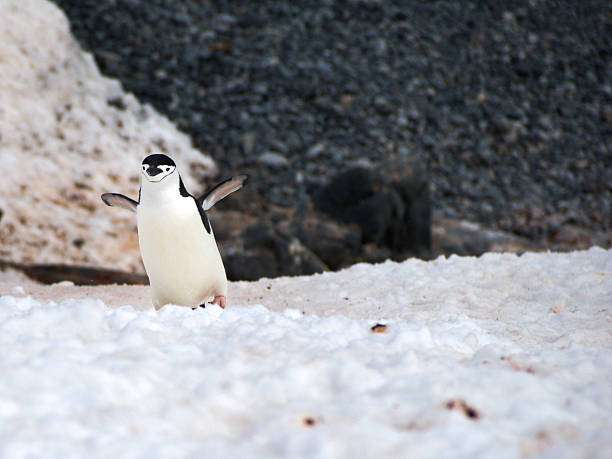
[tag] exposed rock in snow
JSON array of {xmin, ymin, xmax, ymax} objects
[{"xmin": 0, "ymin": 0, "xmax": 216, "ymax": 271}]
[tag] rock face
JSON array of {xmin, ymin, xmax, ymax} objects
[
  {"xmin": 0, "ymin": 0, "xmax": 216, "ymax": 271},
  {"xmin": 217, "ymin": 156, "xmax": 431, "ymax": 280},
  {"xmin": 52, "ymin": 0, "xmax": 611, "ymax": 247}
]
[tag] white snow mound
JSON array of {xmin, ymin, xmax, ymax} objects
[{"xmin": 0, "ymin": 0, "xmax": 216, "ymax": 271}]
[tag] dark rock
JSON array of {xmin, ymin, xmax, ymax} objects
[
  {"xmin": 362, "ymin": 243, "xmax": 393, "ymax": 264},
  {"xmin": 291, "ymin": 214, "xmax": 362, "ymax": 270},
  {"xmin": 432, "ymin": 217, "xmax": 534, "ymax": 256},
  {"xmin": 549, "ymin": 224, "xmax": 594, "ymax": 248},
  {"xmin": 312, "ymin": 167, "xmax": 375, "ymax": 219},
  {"xmin": 312, "ymin": 155, "xmax": 431, "ymax": 259},
  {"xmin": 347, "ymin": 191, "xmax": 396, "ymax": 245},
  {"xmin": 106, "ymin": 96, "xmax": 126, "ymax": 110},
  {"xmin": 222, "ymin": 248, "xmax": 278, "ymax": 282},
  {"xmin": 0, "ymin": 260, "xmax": 148, "ymax": 285},
  {"xmin": 72, "ymin": 238, "xmax": 86, "ymax": 249},
  {"xmin": 391, "ymin": 172, "xmax": 431, "ymax": 255},
  {"xmin": 223, "ymin": 219, "xmax": 327, "ymax": 281},
  {"xmin": 208, "ymin": 209, "xmax": 256, "ymax": 241}
]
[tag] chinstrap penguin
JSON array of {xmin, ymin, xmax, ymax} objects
[{"xmin": 101, "ymin": 153, "xmax": 247, "ymax": 309}]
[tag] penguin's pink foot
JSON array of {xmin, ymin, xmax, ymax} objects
[{"xmin": 210, "ymin": 295, "xmax": 226, "ymax": 308}]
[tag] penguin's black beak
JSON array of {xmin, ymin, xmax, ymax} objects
[{"xmin": 147, "ymin": 166, "xmax": 162, "ymax": 176}]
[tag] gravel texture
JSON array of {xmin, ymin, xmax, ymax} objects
[{"xmin": 51, "ymin": 0, "xmax": 611, "ymax": 247}]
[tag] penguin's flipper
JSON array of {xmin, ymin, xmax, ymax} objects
[
  {"xmin": 198, "ymin": 175, "xmax": 248, "ymax": 211},
  {"xmin": 101, "ymin": 193, "xmax": 138, "ymax": 213}
]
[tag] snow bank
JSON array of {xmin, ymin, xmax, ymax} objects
[
  {"xmin": 0, "ymin": 0, "xmax": 216, "ymax": 271},
  {"xmin": 0, "ymin": 248, "xmax": 610, "ymax": 457}
]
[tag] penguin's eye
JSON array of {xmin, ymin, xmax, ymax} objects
[
  {"xmin": 142, "ymin": 165, "xmax": 147, "ymax": 170},
  {"xmin": 165, "ymin": 167, "xmax": 170, "ymax": 172}
]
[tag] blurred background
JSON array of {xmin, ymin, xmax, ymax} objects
[{"xmin": 2, "ymin": 0, "xmax": 611, "ymax": 282}]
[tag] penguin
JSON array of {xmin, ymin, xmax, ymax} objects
[{"xmin": 101, "ymin": 153, "xmax": 247, "ymax": 309}]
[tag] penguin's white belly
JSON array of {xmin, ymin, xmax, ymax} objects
[{"xmin": 137, "ymin": 198, "xmax": 226, "ymax": 308}]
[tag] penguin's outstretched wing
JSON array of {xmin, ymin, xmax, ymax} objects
[
  {"xmin": 198, "ymin": 175, "xmax": 248, "ymax": 211},
  {"xmin": 101, "ymin": 193, "xmax": 138, "ymax": 213}
]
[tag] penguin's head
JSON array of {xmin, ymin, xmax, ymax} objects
[{"xmin": 141, "ymin": 154, "xmax": 177, "ymax": 183}]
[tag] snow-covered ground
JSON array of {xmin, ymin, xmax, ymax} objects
[
  {"xmin": 0, "ymin": 248, "xmax": 611, "ymax": 458},
  {"xmin": 1, "ymin": 2, "xmax": 610, "ymax": 457}
]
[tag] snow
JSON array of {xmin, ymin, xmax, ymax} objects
[
  {"xmin": 0, "ymin": 2, "xmax": 610, "ymax": 457},
  {"xmin": 0, "ymin": 0, "xmax": 216, "ymax": 271},
  {"xmin": 1, "ymin": 248, "xmax": 611, "ymax": 458}
]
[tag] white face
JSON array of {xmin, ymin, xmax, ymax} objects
[{"xmin": 142, "ymin": 163, "xmax": 176, "ymax": 182}]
